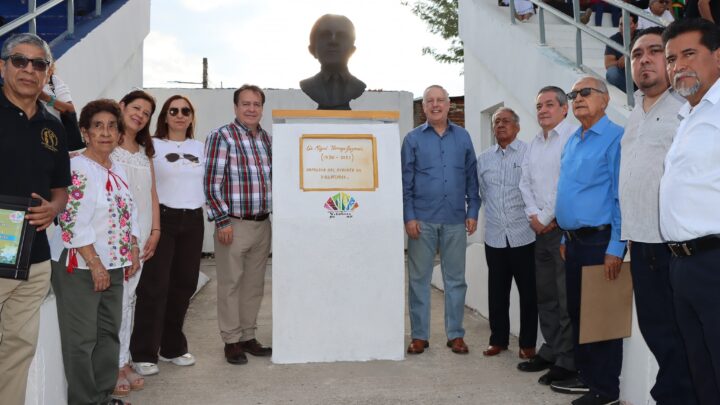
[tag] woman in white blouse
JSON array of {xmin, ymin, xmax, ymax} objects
[
  {"xmin": 130, "ymin": 95, "xmax": 205, "ymax": 376},
  {"xmin": 52, "ymin": 99, "xmax": 139, "ymax": 405},
  {"xmin": 110, "ymin": 90, "xmax": 160, "ymax": 397}
]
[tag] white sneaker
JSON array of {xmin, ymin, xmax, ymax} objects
[
  {"xmin": 158, "ymin": 352, "xmax": 196, "ymax": 366},
  {"xmin": 133, "ymin": 362, "xmax": 159, "ymax": 376}
]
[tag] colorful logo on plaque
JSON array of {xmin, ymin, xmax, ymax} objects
[{"xmin": 324, "ymin": 192, "xmax": 359, "ymax": 218}]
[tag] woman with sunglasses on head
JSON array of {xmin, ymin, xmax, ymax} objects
[
  {"xmin": 109, "ymin": 90, "xmax": 160, "ymax": 398},
  {"xmin": 129, "ymin": 95, "xmax": 205, "ymax": 376}
]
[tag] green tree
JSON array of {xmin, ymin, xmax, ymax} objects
[{"xmin": 402, "ymin": 0, "xmax": 463, "ymax": 64}]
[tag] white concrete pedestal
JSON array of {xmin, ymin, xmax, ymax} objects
[{"xmin": 271, "ymin": 110, "xmax": 405, "ymax": 364}]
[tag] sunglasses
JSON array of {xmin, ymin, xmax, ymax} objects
[
  {"xmin": 567, "ymin": 87, "xmax": 605, "ymax": 100},
  {"xmin": 168, "ymin": 107, "xmax": 192, "ymax": 117},
  {"xmin": 165, "ymin": 153, "xmax": 199, "ymax": 163},
  {"xmin": 4, "ymin": 54, "xmax": 51, "ymax": 72}
]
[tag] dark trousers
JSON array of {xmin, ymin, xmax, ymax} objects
[
  {"xmin": 670, "ymin": 248, "xmax": 720, "ymax": 404},
  {"xmin": 485, "ymin": 242, "xmax": 537, "ymax": 348},
  {"xmin": 592, "ymin": 1, "xmax": 621, "ymax": 26},
  {"xmin": 52, "ymin": 253, "xmax": 123, "ymax": 405},
  {"xmin": 565, "ymin": 228, "xmax": 622, "ymax": 400},
  {"xmin": 130, "ymin": 206, "xmax": 204, "ymax": 363},
  {"xmin": 631, "ymin": 242, "xmax": 697, "ymax": 405},
  {"xmin": 535, "ymin": 229, "xmax": 575, "ymax": 371}
]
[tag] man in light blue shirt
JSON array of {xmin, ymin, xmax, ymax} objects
[
  {"xmin": 477, "ymin": 107, "xmax": 538, "ymax": 360},
  {"xmin": 550, "ymin": 76, "xmax": 625, "ymax": 405},
  {"xmin": 401, "ymin": 84, "xmax": 480, "ymax": 355}
]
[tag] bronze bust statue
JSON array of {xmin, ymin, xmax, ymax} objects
[{"xmin": 300, "ymin": 14, "xmax": 366, "ymax": 110}]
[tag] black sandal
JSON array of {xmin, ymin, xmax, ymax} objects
[{"xmin": 110, "ymin": 399, "xmax": 131, "ymax": 405}]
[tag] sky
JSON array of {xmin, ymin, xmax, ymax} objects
[{"xmin": 143, "ymin": 0, "xmax": 464, "ymax": 98}]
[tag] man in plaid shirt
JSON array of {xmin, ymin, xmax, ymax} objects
[{"xmin": 204, "ymin": 84, "xmax": 272, "ymax": 365}]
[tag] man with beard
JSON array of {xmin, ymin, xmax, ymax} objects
[
  {"xmin": 661, "ymin": 18, "xmax": 720, "ymax": 404},
  {"xmin": 619, "ymin": 26, "xmax": 697, "ymax": 405}
]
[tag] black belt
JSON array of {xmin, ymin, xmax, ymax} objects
[
  {"xmin": 231, "ymin": 213, "xmax": 270, "ymax": 222},
  {"xmin": 563, "ymin": 224, "xmax": 610, "ymax": 241},
  {"xmin": 160, "ymin": 204, "xmax": 202, "ymax": 213},
  {"xmin": 667, "ymin": 235, "xmax": 720, "ymax": 257}
]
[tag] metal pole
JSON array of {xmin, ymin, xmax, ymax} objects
[
  {"xmin": 622, "ymin": 10, "xmax": 634, "ymax": 107},
  {"xmin": 539, "ymin": 7, "xmax": 546, "ymax": 45},
  {"xmin": 28, "ymin": 0, "xmax": 37, "ymax": 35},
  {"xmin": 573, "ymin": 0, "xmax": 583, "ymax": 68},
  {"xmin": 95, "ymin": 0, "xmax": 102, "ymax": 17},
  {"xmin": 202, "ymin": 58, "xmax": 208, "ymax": 89},
  {"xmin": 67, "ymin": 0, "xmax": 75, "ymax": 37}
]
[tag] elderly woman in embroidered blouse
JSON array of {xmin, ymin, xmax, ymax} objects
[
  {"xmin": 111, "ymin": 90, "xmax": 160, "ymax": 397},
  {"xmin": 51, "ymin": 99, "xmax": 139, "ymax": 405}
]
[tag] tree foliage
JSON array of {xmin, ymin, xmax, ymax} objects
[{"xmin": 402, "ymin": 0, "xmax": 463, "ymax": 64}]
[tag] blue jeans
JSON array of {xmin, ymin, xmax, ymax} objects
[
  {"xmin": 606, "ymin": 66, "xmax": 627, "ymax": 92},
  {"xmin": 592, "ymin": 2, "xmax": 621, "ymax": 26},
  {"xmin": 407, "ymin": 221, "xmax": 467, "ymax": 341}
]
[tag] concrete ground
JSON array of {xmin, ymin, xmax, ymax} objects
[{"xmin": 129, "ymin": 258, "xmax": 575, "ymax": 405}]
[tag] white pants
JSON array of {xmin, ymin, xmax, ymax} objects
[{"xmin": 119, "ymin": 266, "xmax": 142, "ymax": 367}]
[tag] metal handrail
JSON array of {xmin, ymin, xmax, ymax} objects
[
  {"xmin": 509, "ymin": 0, "xmax": 669, "ymax": 107},
  {"xmin": 0, "ymin": 0, "xmax": 105, "ymax": 46}
]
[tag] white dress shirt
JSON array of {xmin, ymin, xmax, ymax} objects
[
  {"xmin": 477, "ymin": 139, "xmax": 535, "ymax": 248},
  {"xmin": 620, "ymin": 89, "xmax": 684, "ymax": 243},
  {"xmin": 519, "ymin": 119, "xmax": 577, "ymax": 226},
  {"xmin": 637, "ymin": 8, "xmax": 674, "ymax": 30},
  {"xmin": 660, "ymin": 79, "xmax": 720, "ymax": 242}
]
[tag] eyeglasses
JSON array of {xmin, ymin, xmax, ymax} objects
[
  {"xmin": 4, "ymin": 54, "xmax": 50, "ymax": 72},
  {"xmin": 168, "ymin": 107, "xmax": 192, "ymax": 117},
  {"xmin": 566, "ymin": 87, "xmax": 605, "ymax": 100},
  {"xmin": 165, "ymin": 153, "xmax": 199, "ymax": 163}
]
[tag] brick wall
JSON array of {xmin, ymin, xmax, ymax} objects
[{"xmin": 413, "ymin": 96, "xmax": 465, "ymax": 128}]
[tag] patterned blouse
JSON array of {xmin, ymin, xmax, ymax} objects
[{"xmin": 57, "ymin": 154, "xmax": 139, "ymax": 271}]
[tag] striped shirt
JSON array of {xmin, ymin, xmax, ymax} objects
[
  {"xmin": 203, "ymin": 119, "xmax": 272, "ymax": 229},
  {"xmin": 477, "ymin": 139, "xmax": 535, "ymax": 248}
]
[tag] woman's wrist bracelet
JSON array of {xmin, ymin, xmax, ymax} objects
[{"xmin": 151, "ymin": 228, "xmax": 161, "ymax": 234}]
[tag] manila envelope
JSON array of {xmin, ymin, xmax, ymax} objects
[{"xmin": 579, "ymin": 263, "xmax": 633, "ymax": 344}]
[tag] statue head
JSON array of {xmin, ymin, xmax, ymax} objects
[{"xmin": 308, "ymin": 14, "xmax": 356, "ymax": 70}]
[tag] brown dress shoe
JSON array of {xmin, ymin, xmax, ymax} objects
[
  {"xmin": 519, "ymin": 347, "xmax": 536, "ymax": 359},
  {"xmin": 446, "ymin": 337, "xmax": 469, "ymax": 354},
  {"xmin": 482, "ymin": 345, "xmax": 508, "ymax": 356},
  {"xmin": 407, "ymin": 339, "xmax": 429, "ymax": 354},
  {"xmin": 224, "ymin": 342, "xmax": 248, "ymax": 365},
  {"xmin": 240, "ymin": 339, "xmax": 272, "ymax": 357}
]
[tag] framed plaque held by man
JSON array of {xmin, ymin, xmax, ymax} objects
[{"xmin": 0, "ymin": 195, "xmax": 38, "ymax": 280}]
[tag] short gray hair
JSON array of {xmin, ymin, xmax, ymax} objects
[
  {"xmin": 492, "ymin": 106, "xmax": 520, "ymax": 124},
  {"xmin": 422, "ymin": 85, "xmax": 449, "ymax": 102},
  {"xmin": 1, "ymin": 33, "xmax": 53, "ymax": 63},
  {"xmin": 576, "ymin": 76, "xmax": 608, "ymax": 93},
  {"xmin": 538, "ymin": 86, "xmax": 568, "ymax": 106}
]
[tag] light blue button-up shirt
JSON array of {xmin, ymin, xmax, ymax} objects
[
  {"xmin": 477, "ymin": 139, "xmax": 535, "ymax": 248},
  {"xmin": 556, "ymin": 115, "xmax": 626, "ymax": 257},
  {"xmin": 401, "ymin": 121, "xmax": 480, "ymax": 224}
]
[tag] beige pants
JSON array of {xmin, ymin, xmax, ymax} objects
[
  {"xmin": 214, "ymin": 217, "xmax": 271, "ymax": 344},
  {"xmin": 0, "ymin": 260, "xmax": 51, "ymax": 405}
]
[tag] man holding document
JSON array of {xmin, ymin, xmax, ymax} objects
[
  {"xmin": 0, "ymin": 33, "xmax": 70, "ymax": 405},
  {"xmin": 550, "ymin": 76, "xmax": 625, "ymax": 405}
]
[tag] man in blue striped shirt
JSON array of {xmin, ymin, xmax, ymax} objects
[
  {"xmin": 477, "ymin": 107, "xmax": 538, "ymax": 360},
  {"xmin": 550, "ymin": 76, "xmax": 625, "ymax": 405},
  {"xmin": 401, "ymin": 85, "xmax": 480, "ymax": 355}
]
